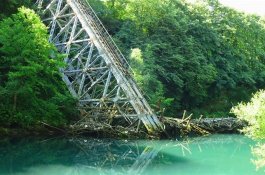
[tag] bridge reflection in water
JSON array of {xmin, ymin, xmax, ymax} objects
[
  {"xmin": 0, "ymin": 135, "xmax": 260, "ymax": 175},
  {"xmin": 68, "ymin": 138, "xmax": 187, "ymax": 175}
]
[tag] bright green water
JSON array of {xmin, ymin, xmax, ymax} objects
[{"xmin": 0, "ymin": 134, "xmax": 264, "ymax": 175}]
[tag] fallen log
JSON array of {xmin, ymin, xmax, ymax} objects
[
  {"xmin": 192, "ymin": 117, "xmax": 247, "ymax": 133},
  {"xmin": 161, "ymin": 117, "xmax": 247, "ymax": 139}
]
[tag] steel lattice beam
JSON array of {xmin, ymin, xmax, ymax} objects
[{"xmin": 36, "ymin": 0, "xmax": 164, "ymax": 132}]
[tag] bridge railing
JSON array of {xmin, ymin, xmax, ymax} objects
[{"xmin": 74, "ymin": 0, "xmax": 133, "ymax": 75}]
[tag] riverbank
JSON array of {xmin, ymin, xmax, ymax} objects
[{"xmin": 0, "ymin": 126, "xmax": 64, "ymax": 138}]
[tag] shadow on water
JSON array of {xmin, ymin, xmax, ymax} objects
[{"xmin": 0, "ymin": 134, "xmax": 263, "ymax": 175}]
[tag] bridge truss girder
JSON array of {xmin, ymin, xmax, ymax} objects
[{"xmin": 36, "ymin": 0, "xmax": 164, "ymax": 132}]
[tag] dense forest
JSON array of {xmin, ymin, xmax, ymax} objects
[
  {"xmin": 1, "ymin": 0, "xmax": 265, "ymax": 128},
  {"xmin": 88, "ymin": 0, "xmax": 265, "ymax": 118}
]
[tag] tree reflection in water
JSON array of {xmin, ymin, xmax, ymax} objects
[{"xmin": 252, "ymin": 144, "xmax": 265, "ymax": 171}]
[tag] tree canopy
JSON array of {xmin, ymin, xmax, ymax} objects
[{"xmin": 0, "ymin": 7, "xmax": 77, "ymax": 127}]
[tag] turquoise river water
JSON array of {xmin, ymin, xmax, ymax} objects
[{"xmin": 0, "ymin": 134, "xmax": 264, "ymax": 175}]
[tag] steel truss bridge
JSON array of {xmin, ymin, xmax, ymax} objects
[{"xmin": 35, "ymin": 0, "xmax": 164, "ymax": 133}]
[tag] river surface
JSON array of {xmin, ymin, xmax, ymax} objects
[{"xmin": 0, "ymin": 134, "xmax": 264, "ymax": 175}]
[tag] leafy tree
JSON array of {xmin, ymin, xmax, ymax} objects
[
  {"xmin": 231, "ymin": 90, "xmax": 265, "ymax": 139},
  {"xmin": 0, "ymin": 7, "xmax": 77, "ymax": 127}
]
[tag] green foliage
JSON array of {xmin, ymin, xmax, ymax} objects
[
  {"xmin": 129, "ymin": 47, "xmax": 171, "ymax": 112},
  {"xmin": 0, "ymin": 7, "xmax": 77, "ymax": 127},
  {"xmin": 231, "ymin": 90, "xmax": 265, "ymax": 139},
  {"xmin": 88, "ymin": 0, "xmax": 265, "ymax": 117}
]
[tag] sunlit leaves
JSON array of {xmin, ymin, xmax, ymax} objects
[{"xmin": 231, "ymin": 90, "xmax": 265, "ymax": 139}]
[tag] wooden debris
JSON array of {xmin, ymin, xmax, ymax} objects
[
  {"xmin": 69, "ymin": 118, "xmax": 151, "ymax": 139},
  {"xmin": 162, "ymin": 117, "xmax": 247, "ymax": 139},
  {"xmin": 192, "ymin": 117, "xmax": 247, "ymax": 133},
  {"xmin": 68, "ymin": 112, "xmax": 247, "ymax": 139}
]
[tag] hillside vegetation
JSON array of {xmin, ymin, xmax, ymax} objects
[{"xmin": 1, "ymin": 0, "xmax": 265, "ymax": 123}]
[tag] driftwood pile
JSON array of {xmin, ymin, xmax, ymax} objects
[
  {"xmin": 69, "ymin": 112, "xmax": 247, "ymax": 139},
  {"xmin": 162, "ymin": 116, "xmax": 247, "ymax": 138},
  {"xmin": 69, "ymin": 118, "xmax": 150, "ymax": 139}
]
